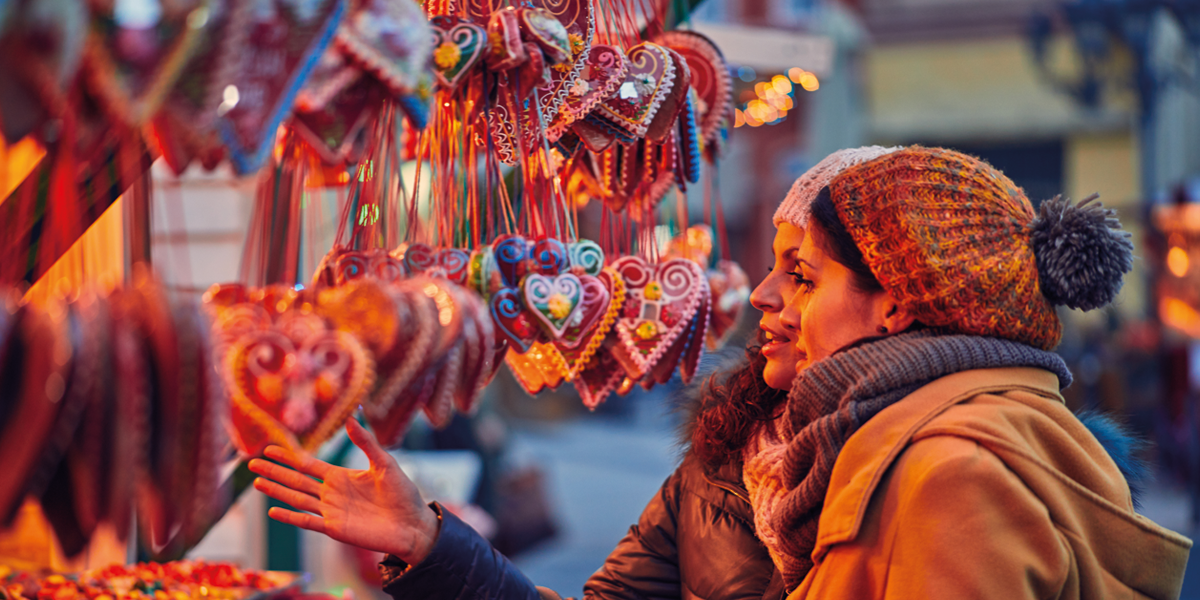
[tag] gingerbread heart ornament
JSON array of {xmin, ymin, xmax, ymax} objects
[
  {"xmin": 595, "ymin": 43, "xmax": 676, "ymax": 139},
  {"xmin": 490, "ymin": 287, "xmax": 538, "ymax": 353},
  {"xmin": 520, "ymin": 8, "xmax": 571, "ymax": 64},
  {"xmin": 522, "ymin": 273, "xmax": 584, "ymax": 339},
  {"xmin": 82, "ymin": 1, "xmax": 206, "ymax": 128},
  {"xmin": 485, "ymin": 0, "xmax": 593, "ymax": 164},
  {"xmin": 506, "ymin": 342, "xmax": 568, "ymax": 396},
  {"xmin": 336, "ymin": 0, "xmax": 433, "ymax": 96},
  {"xmin": 657, "ymin": 30, "xmax": 732, "ymax": 147},
  {"xmin": 292, "ymin": 78, "xmax": 383, "ymax": 165},
  {"xmin": 217, "ymin": 0, "xmax": 347, "ymax": 174},
  {"xmin": 610, "ymin": 256, "xmax": 706, "ymax": 380},
  {"xmin": 429, "ymin": 17, "xmax": 486, "ymax": 90},
  {"xmin": 548, "ymin": 44, "xmax": 628, "ymax": 142},
  {"xmin": 573, "ymin": 351, "xmax": 624, "ymax": 409},
  {"xmin": 227, "ymin": 325, "xmax": 373, "ymax": 457},
  {"xmin": 556, "ymin": 269, "xmax": 624, "ymax": 378}
]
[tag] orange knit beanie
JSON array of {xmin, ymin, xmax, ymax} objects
[{"xmin": 828, "ymin": 146, "xmax": 1134, "ymax": 351}]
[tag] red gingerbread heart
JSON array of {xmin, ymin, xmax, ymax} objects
[
  {"xmin": 644, "ymin": 47, "xmax": 692, "ymax": 142},
  {"xmin": 548, "ymin": 44, "xmax": 628, "ymax": 142},
  {"xmin": 217, "ymin": 0, "xmax": 347, "ymax": 174},
  {"xmin": 573, "ymin": 350, "xmax": 625, "ymax": 410},
  {"xmin": 227, "ymin": 324, "xmax": 373, "ymax": 457},
  {"xmin": 595, "ymin": 43, "xmax": 676, "ymax": 139},
  {"xmin": 337, "ymin": 0, "xmax": 433, "ymax": 96},
  {"xmin": 657, "ymin": 30, "xmax": 733, "ymax": 148},
  {"xmin": 485, "ymin": 7, "xmax": 528, "ymax": 71},
  {"xmin": 429, "ymin": 17, "xmax": 487, "ymax": 90},
  {"xmin": 556, "ymin": 269, "xmax": 624, "ymax": 378},
  {"xmin": 609, "ymin": 256, "xmax": 706, "ymax": 380},
  {"xmin": 291, "ymin": 78, "xmax": 383, "ymax": 166}
]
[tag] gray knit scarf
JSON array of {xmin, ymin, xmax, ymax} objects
[{"xmin": 742, "ymin": 330, "xmax": 1072, "ymax": 589}]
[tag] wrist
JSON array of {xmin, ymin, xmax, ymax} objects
[{"xmin": 401, "ymin": 503, "xmax": 441, "ymax": 566}]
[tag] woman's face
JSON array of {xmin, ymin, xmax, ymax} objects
[
  {"xmin": 779, "ymin": 232, "xmax": 897, "ymax": 373},
  {"xmin": 749, "ymin": 223, "xmax": 806, "ymax": 390}
]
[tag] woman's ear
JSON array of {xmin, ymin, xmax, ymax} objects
[{"xmin": 878, "ymin": 296, "xmax": 917, "ymax": 335}]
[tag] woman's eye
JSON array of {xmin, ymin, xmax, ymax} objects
[{"xmin": 787, "ymin": 271, "xmax": 815, "ymax": 290}]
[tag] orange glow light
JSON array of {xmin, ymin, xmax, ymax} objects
[
  {"xmin": 734, "ymin": 109, "xmax": 745, "ymax": 128},
  {"xmin": 1168, "ymin": 246, "xmax": 1190, "ymax": 277},
  {"xmin": 799, "ymin": 73, "xmax": 820, "ymax": 92},
  {"xmin": 788, "ymin": 67, "xmax": 806, "ymax": 83}
]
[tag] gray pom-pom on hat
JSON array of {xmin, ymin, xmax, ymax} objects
[{"xmin": 1029, "ymin": 193, "xmax": 1134, "ymax": 311}]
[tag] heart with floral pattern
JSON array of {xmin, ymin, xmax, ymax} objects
[
  {"xmin": 594, "ymin": 42, "xmax": 676, "ymax": 140},
  {"xmin": 609, "ymin": 256, "xmax": 706, "ymax": 380},
  {"xmin": 227, "ymin": 325, "xmax": 373, "ymax": 457},
  {"xmin": 522, "ymin": 273, "xmax": 584, "ymax": 340},
  {"xmin": 429, "ymin": 17, "xmax": 486, "ymax": 90}
]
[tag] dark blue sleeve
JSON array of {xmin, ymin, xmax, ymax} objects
[{"xmin": 378, "ymin": 503, "xmax": 542, "ymax": 600}]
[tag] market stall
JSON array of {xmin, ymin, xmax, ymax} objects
[{"xmin": 0, "ymin": 0, "xmax": 760, "ymax": 589}]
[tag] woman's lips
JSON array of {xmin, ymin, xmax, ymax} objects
[{"xmin": 761, "ymin": 331, "xmax": 790, "ymax": 357}]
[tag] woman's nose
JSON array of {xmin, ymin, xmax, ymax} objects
[
  {"xmin": 750, "ymin": 273, "xmax": 780, "ymax": 313},
  {"xmin": 779, "ymin": 295, "xmax": 801, "ymax": 332}
]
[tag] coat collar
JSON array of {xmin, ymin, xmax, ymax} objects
[{"xmin": 812, "ymin": 367, "xmax": 1063, "ymax": 556}]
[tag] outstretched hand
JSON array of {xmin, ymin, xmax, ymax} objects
[{"xmin": 248, "ymin": 419, "xmax": 440, "ymax": 565}]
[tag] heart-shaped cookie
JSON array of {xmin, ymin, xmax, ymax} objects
[
  {"xmin": 573, "ymin": 351, "xmax": 624, "ymax": 410},
  {"xmin": 520, "ymin": 8, "xmax": 571, "ymax": 65},
  {"xmin": 227, "ymin": 325, "xmax": 373, "ymax": 457},
  {"xmin": 295, "ymin": 47, "xmax": 362, "ymax": 113},
  {"xmin": 506, "ymin": 342, "xmax": 568, "ymax": 396},
  {"xmin": 336, "ymin": 0, "xmax": 433, "ymax": 96},
  {"xmin": 490, "ymin": 286, "xmax": 537, "ymax": 353},
  {"xmin": 217, "ymin": 0, "xmax": 347, "ymax": 174},
  {"xmin": 609, "ymin": 256, "xmax": 706, "ymax": 380},
  {"xmin": 644, "ymin": 47, "xmax": 691, "ymax": 142},
  {"xmin": 657, "ymin": 30, "xmax": 732, "ymax": 147},
  {"xmin": 523, "ymin": 273, "xmax": 584, "ymax": 339},
  {"xmin": 83, "ymin": 1, "xmax": 206, "ymax": 128},
  {"xmin": 493, "ymin": 235, "xmax": 530, "ymax": 286},
  {"xmin": 595, "ymin": 42, "xmax": 676, "ymax": 139},
  {"xmin": 568, "ymin": 239, "xmax": 606, "ymax": 276},
  {"xmin": 291, "ymin": 78, "xmax": 383, "ymax": 166},
  {"xmin": 486, "ymin": 7, "xmax": 528, "ymax": 71},
  {"xmin": 556, "ymin": 269, "xmax": 624, "ymax": 378},
  {"xmin": 403, "ymin": 242, "xmax": 437, "ymax": 273},
  {"xmin": 429, "ymin": 17, "xmax": 486, "ymax": 90},
  {"xmin": 530, "ymin": 238, "xmax": 568, "ymax": 275},
  {"xmin": 437, "ymin": 247, "xmax": 471, "ymax": 285},
  {"xmin": 548, "ymin": 44, "xmax": 628, "ymax": 142}
]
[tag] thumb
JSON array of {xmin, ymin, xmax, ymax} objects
[{"xmin": 346, "ymin": 418, "xmax": 393, "ymax": 470}]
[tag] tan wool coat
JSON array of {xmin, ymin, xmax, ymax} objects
[{"xmin": 788, "ymin": 367, "xmax": 1192, "ymax": 600}]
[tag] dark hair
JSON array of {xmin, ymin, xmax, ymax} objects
[
  {"xmin": 690, "ymin": 333, "xmax": 788, "ymax": 471},
  {"xmin": 809, "ymin": 186, "xmax": 882, "ymax": 293}
]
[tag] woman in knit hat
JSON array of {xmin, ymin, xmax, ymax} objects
[
  {"xmin": 247, "ymin": 147, "xmax": 898, "ymax": 600},
  {"xmin": 744, "ymin": 145, "xmax": 1191, "ymax": 599}
]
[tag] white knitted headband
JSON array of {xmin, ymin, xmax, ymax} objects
[{"xmin": 772, "ymin": 145, "xmax": 903, "ymax": 228}]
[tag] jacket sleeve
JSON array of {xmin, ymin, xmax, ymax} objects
[
  {"xmin": 379, "ymin": 503, "xmax": 542, "ymax": 600},
  {"xmin": 800, "ymin": 436, "xmax": 1071, "ymax": 599},
  {"xmin": 582, "ymin": 467, "xmax": 684, "ymax": 600}
]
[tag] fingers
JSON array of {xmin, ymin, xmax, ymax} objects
[
  {"xmin": 346, "ymin": 419, "xmax": 393, "ymax": 470},
  {"xmin": 254, "ymin": 477, "xmax": 322, "ymax": 514},
  {"xmin": 248, "ymin": 458, "xmax": 323, "ymax": 497},
  {"xmin": 263, "ymin": 444, "xmax": 332, "ymax": 480},
  {"xmin": 267, "ymin": 507, "xmax": 327, "ymax": 535}
]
